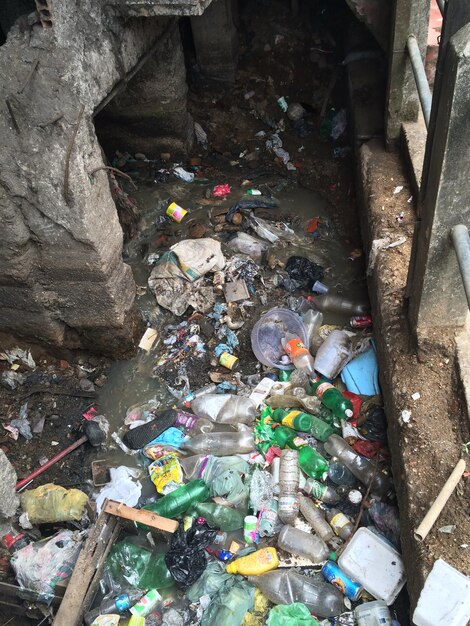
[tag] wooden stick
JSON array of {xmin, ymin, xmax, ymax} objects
[
  {"xmin": 19, "ymin": 385, "xmax": 97, "ymax": 400},
  {"xmin": 18, "ymin": 58, "xmax": 39, "ymax": 93},
  {"xmin": 89, "ymin": 165, "xmax": 138, "ymax": 190},
  {"xmin": 63, "ymin": 103, "xmax": 85, "ymax": 204},
  {"xmin": 414, "ymin": 458, "xmax": 466, "ymax": 541},
  {"xmin": 104, "ymin": 499, "xmax": 179, "ymax": 533}
]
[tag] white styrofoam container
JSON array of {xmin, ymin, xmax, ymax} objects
[
  {"xmin": 338, "ymin": 527, "xmax": 406, "ymax": 605},
  {"xmin": 413, "ymin": 559, "xmax": 470, "ymax": 626}
]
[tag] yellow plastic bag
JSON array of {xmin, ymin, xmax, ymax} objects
[{"xmin": 20, "ymin": 483, "xmax": 88, "ymax": 524}]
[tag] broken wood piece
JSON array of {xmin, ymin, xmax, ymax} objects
[
  {"xmin": 104, "ymin": 499, "xmax": 179, "ymax": 533},
  {"xmin": 414, "ymin": 458, "xmax": 466, "ymax": 542}
]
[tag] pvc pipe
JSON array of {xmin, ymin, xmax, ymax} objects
[
  {"xmin": 451, "ymin": 224, "xmax": 470, "ymax": 310},
  {"xmin": 414, "ymin": 458, "xmax": 466, "ymax": 541},
  {"xmin": 407, "ymin": 35, "xmax": 432, "ymax": 128},
  {"xmin": 15, "ymin": 435, "xmax": 88, "ymax": 491}
]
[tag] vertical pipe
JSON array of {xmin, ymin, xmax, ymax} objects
[
  {"xmin": 406, "ymin": 34, "xmax": 432, "ymax": 127},
  {"xmin": 451, "ymin": 225, "xmax": 470, "ymax": 310}
]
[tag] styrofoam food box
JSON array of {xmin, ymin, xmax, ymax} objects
[
  {"xmin": 338, "ymin": 527, "xmax": 406, "ymax": 605},
  {"xmin": 413, "ymin": 559, "xmax": 470, "ymax": 626}
]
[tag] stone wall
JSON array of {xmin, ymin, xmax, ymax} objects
[{"xmin": 0, "ymin": 3, "xmax": 193, "ymax": 354}]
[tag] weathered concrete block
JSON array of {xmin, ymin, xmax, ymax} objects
[{"xmin": 0, "ymin": 450, "xmax": 20, "ymax": 519}]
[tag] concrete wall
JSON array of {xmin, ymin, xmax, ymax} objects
[{"xmin": 0, "ymin": 3, "xmax": 190, "ymax": 354}]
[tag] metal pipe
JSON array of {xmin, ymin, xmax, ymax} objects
[
  {"xmin": 406, "ymin": 35, "xmax": 432, "ymax": 128},
  {"xmin": 436, "ymin": 0, "xmax": 445, "ymax": 15},
  {"xmin": 451, "ymin": 224, "xmax": 470, "ymax": 310}
]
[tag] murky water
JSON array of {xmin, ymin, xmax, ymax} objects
[{"xmin": 98, "ymin": 175, "xmax": 367, "ymax": 445}]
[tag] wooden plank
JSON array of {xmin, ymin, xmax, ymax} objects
[
  {"xmin": 104, "ymin": 499, "xmax": 179, "ymax": 533},
  {"xmin": 53, "ymin": 505, "xmax": 118, "ymax": 626}
]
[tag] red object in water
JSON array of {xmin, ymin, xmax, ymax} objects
[
  {"xmin": 350, "ymin": 315, "xmax": 373, "ymax": 329},
  {"xmin": 342, "ymin": 391, "xmax": 362, "ymax": 422},
  {"xmin": 306, "ymin": 217, "xmax": 319, "ymax": 234},
  {"xmin": 212, "ymin": 184, "xmax": 231, "ymax": 198},
  {"xmin": 353, "ymin": 439, "xmax": 383, "ymax": 458}
]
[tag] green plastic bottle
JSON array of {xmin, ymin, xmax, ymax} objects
[
  {"xmin": 139, "ymin": 479, "xmax": 209, "ymax": 528},
  {"xmin": 272, "ymin": 425, "xmax": 329, "ymax": 480},
  {"xmin": 106, "ymin": 540, "xmax": 174, "ymax": 590},
  {"xmin": 311, "ymin": 378, "xmax": 353, "ymax": 421},
  {"xmin": 272, "ymin": 408, "xmax": 335, "ymax": 442},
  {"xmin": 194, "ymin": 502, "xmax": 245, "ymax": 531}
]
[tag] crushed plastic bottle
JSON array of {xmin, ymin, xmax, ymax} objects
[
  {"xmin": 181, "ymin": 431, "xmax": 255, "ymax": 455},
  {"xmin": 299, "ymin": 496, "xmax": 334, "ymax": 542},
  {"xmin": 191, "ymin": 394, "xmax": 257, "ymax": 425},
  {"xmin": 277, "ymin": 524, "xmax": 330, "ymax": 563},
  {"xmin": 278, "ymin": 449, "xmax": 300, "ymax": 525}
]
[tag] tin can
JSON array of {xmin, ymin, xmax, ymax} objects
[
  {"xmin": 350, "ymin": 315, "xmax": 373, "ymax": 329},
  {"xmin": 219, "ymin": 352, "xmax": 239, "ymax": 370},
  {"xmin": 166, "ymin": 201, "xmax": 187, "ymax": 222},
  {"xmin": 244, "ymin": 515, "xmax": 259, "ymax": 543},
  {"xmin": 321, "ymin": 560, "xmax": 363, "ymax": 601}
]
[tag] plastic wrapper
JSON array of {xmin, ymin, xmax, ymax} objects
[
  {"xmin": 20, "ymin": 483, "xmax": 88, "ymax": 524},
  {"xmin": 105, "ymin": 539, "xmax": 173, "ymax": 592},
  {"xmin": 285, "ymin": 256, "xmax": 324, "ymax": 290},
  {"xmin": 249, "ymin": 468, "xmax": 274, "ymax": 512},
  {"xmin": 202, "ymin": 455, "xmax": 250, "ymax": 508},
  {"xmin": 164, "ymin": 520, "xmax": 218, "ymax": 589},
  {"xmin": 11, "ymin": 530, "xmax": 84, "ymax": 605},
  {"xmin": 95, "ymin": 466, "xmax": 142, "ymax": 513},
  {"xmin": 201, "ymin": 577, "xmax": 255, "ymax": 626},
  {"xmin": 148, "ymin": 453, "xmax": 183, "ymax": 494},
  {"xmin": 91, "ymin": 617, "xmax": 120, "ymax": 626},
  {"xmin": 267, "ymin": 603, "xmax": 319, "ymax": 626},
  {"xmin": 186, "ymin": 559, "xmax": 231, "ymax": 602}
]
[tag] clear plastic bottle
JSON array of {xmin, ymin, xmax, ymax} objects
[
  {"xmin": 278, "ymin": 449, "xmax": 300, "ymax": 525},
  {"xmin": 183, "ymin": 384, "xmax": 217, "ymax": 407},
  {"xmin": 323, "ymin": 435, "xmax": 392, "ymax": 496},
  {"xmin": 314, "ymin": 330, "xmax": 353, "ymax": 379},
  {"xmin": 174, "ymin": 410, "xmax": 214, "ymax": 435},
  {"xmin": 326, "ymin": 507, "xmax": 353, "ymax": 540},
  {"xmin": 194, "ymin": 502, "xmax": 245, "ymax": 531},
  {"xmin": 179, "ymin": 454, "xmax": 207, "ymax": 480},
  {"xmin": 303, "ymin": 478, "xmax": 340, "ymax": 504},
  {"xmin": 84, "ymin": 591, "xmax": 143, "ymax": 625},
  {"xmin": 310, "ymin": 294, "xmax": 369, "ymax": 316},
  {"xmin": 299, "ymin": 496, "xmax": 334, "ymax": 542},
  {"xmin": 258, "ymin": 498, "xmax": 280, "ymax": 537},
  {"xmin": 277, "ymin": 524, "xmax": 330, "ymax": 562},
  {"xmin": 247, "ymin": 569, "xmax": 344, "ymax": 619},
  {"xmin": 328, "ymin": 460, "xmax": 357, "ymax": 486},
  {"xmin": 180, "ymin": 431, "xmax": 255, "ymax": 455},
  {"xmin": 283, "ymin": 333, "xmax": 316, "ymax": 375},
  {"xmin": 191, "ymin": 394, "xmax": 257, "ymax": 425},
  {"xmin": 354, "ymin": 600, "xmax": 393, "ymax": 626},
  {"xmin": 302, "ymin": 309, "xmax": 323, "ymax": 353}
]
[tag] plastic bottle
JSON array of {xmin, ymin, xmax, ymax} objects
[
  {"xmin": 272, "ymin": 408, "xmax": 334, "ymax": 442},
  {"xmin": 299, "ymin": 496, "xmax": 334, "ymax": 542},
  {"xmin": 326, "ymin": 508, "xmax": 353, "ymax": 540},
  {"xmin": 354, "ymin": 600, "xmax": 393, "ymax": 626},
  {"xmin": 174, "ymin": 410, "xmax": 214, "ymax": 435},
  {"xmin": 180, "ymin": 431, "xmax": 255, "ymax": 455},
  {"xmin": 247, "ymin": 569, "xmax": 344, "ymax": 619},
  {"xmin": 277, "ymin": 525, "xmax": 330, "ymax": 563},
  {"xmin": 258, "ymin": 498, "xmax": 279, "ymax": 537},
  {"xmin": 314, "ymin": 330, "xmax": 353, "ymax": 379},
  {"xmin": 323, "ymin": 435, "xmax": 392, "ymax": 496},
  {"xmin": 84, "ymin": 591, "xmax": 143, "ymax": 625},
  {"xmin": 328, "ymin": 460, "xmax": 357, "ymax": 486},
  {"xmin": 193, "ymin": 502, "xmax": 245, "ymax": 532},
  {"xmin": 311, "ymin": 378, "xmax": 353, "ymax": 421},
  {"xmin": 178, "ymin": 454, "xmax": 207, "ymax": 480},
  {"xmin": 282, "ymin": 333, "xmax": 316, "ymax": 375},
  {"xmin": 183, "ymin": 384, "xmax": 217, "ymax": 407},
  {"xmin": 211, "ymin": 529, "xmax": 244, "ymax": 551},
  {"xmin": 302, "ymin": 309, "xmax": 323, "ymax": 353},
  {"xmin": 278, "ymin": 449, "xmax": 300, "ymax": 525},
  {"xmin": 310, "ymin": 294, "xmax": 369, "ymax": 316},
  {"xmin": 140, "ymin": 479, "xmax": 209, "ymax": 524},
  {"xmin": 1, "ymin": 530, "xmax": 32, "ymax": 554},
  {"xmin": 225, "ymin": 547, "xmax": 279, "ymax": 575},
  {"xmin": 303, "ymin": 478, "xmax": 340, "ymax": 504},
  {"xmin": 190, "ymin": 394, "xmax": 257, "ymax": 425},
  {"xmin": 272, "ymin": 426, "xmax": 329, "ymax": 480}
]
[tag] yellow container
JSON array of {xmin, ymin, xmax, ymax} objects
[
  {"xmin": 166, "ymin": 202, "xmax": 187, "ymax": 222},
  {"xmin": 219, "ymin": 351, "xmax": 239, "ymax": 370},
  {"xmin": 225, "ymin": 547, "xmax": 279, "ymax": 576}
]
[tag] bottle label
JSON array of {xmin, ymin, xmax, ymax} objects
[
  {"xmin": 331, "ymin": 512, "xmax": 350, "ymax": 530},
  {"xmin": 166, "ymin": 202, "xmax": 187, "ymax": 223},
  {"xmin": 219, "ymin": 352, "xmax": 238, "ymax": 370},
  {"xmin": 278, "ymin": 495, "xmax": 299, "ymax": 513},
  {"xmin": 282, "ymin": 410, "xmax": 301, "ymax": 428},
  {"xmin": 309, "ymin": 480, "xmax": 327, "ymax": 500},
  {"xmin": 316, "ymin": 381, "xmax": 333, "ymax": 400},
  {"xmin": 284, "ymin": 338, "xmax": 309, "ymax": 359},
  {"xmin": 115, "ymin": 594, "xmax": 132, "ymax": 613},
  {"xmin": 175, "ymin": 411, "xmax": 198, "ymax": 430},
  {"xmin": 292, "ymin": 436, "xmax": 306, "ymax": 449}
]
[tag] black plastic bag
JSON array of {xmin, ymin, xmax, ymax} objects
[
  {"xmin": 359, "ymin": 405, "xmax": 388, "ymax": 443},
  {"xmin": 164, "ymin": 520, "xmax": 218, "ymax": 589},
  {"xmin": 285, "ymin": 256, "xmax": 324, "ymax": 290},
  {"xmin": 225, "ymin": 198, "xmax": 277, "ymax": 223}
]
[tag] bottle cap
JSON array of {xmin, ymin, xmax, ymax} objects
[{"xmin": 329, "ymin": 550, "xmax": 337, "ymax": 561}]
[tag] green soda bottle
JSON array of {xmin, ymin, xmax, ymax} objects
[
  {"xmin": 272, "ymin": 425, "xmax": 329, "ymax": 480},
  {"xmin": 106, "ymin": 539, "xmax": 174, "ymax": 590},
  {"xmin": 272, "ymin": 408, "xmax": 335, "ymax": 442},
  {"xmin": 139, "ymin": 479, "xmax": 209, "ymax": 528},
  {"xmin": 311, "ymin": 377, "xmax": 353, "ymax": 421},
  {"xmin": 193, "ymin": 502, "xmax": 245, "ymax": 531}
]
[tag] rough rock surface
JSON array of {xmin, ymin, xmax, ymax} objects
[{"xmin": 0, "ymin": 449, "xmax": 19, "ymax": 518}]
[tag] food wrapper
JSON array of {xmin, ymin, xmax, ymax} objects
[
  {"xmin": 148, "ymin": 453, "xmax": 183, "ymax": 494},
  {"xmin": 91, "ymin": 616, "xmax": 120, "ymax": 626}
]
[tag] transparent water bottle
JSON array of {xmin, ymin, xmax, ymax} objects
[
  {"xmin": 302, "ymin": 308, "xmax": 323, "ymax": 353},
  {"xmin": 180, "ymin": 431, "xmax": 255, "ymax": 455},
  {"xmin": 277, "ymin": 525, "xmax": 330, "ymax": 563},
  {"xmin": 310, "ymin": 294, "xmax": 369, "ymax": 316},
  {"xmin": 299, "ymin": 496, "xmax": 334, "ymax": 542},
  {"xmin": 328, "ymin": 460, "xmax": 357, "ymax": 486},
  {"xmin": 355, "ymin": 600, "xmax": 393, "ymax": 625},
  {"xmin": 324, "ymin": 435, "xmax": 391, "ymax": 496},
  {"xmin": 326, "ymin": 507, "xmax": 353, "ymax": 540},
  {"xmin": 191, "ymin": 394, "xmax": 257, "ymax": 425},
  {"xmin": 278, "ymin": 449, "xmax": 300, "ymax": 525}
]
